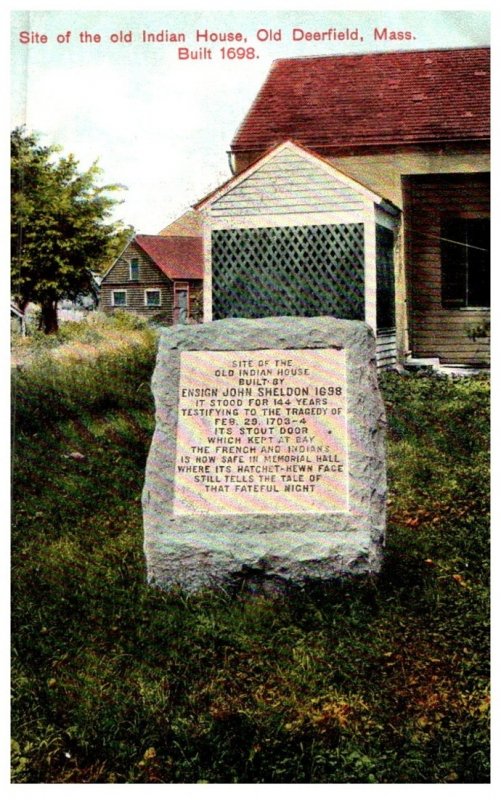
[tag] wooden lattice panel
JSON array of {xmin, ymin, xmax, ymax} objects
[{"xmin": 212, "ymin": 224, "xmax": 365, "ymax": 321}]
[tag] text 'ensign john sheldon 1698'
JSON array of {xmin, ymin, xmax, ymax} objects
[{"xmin": 142, "ymin": 317, "xmax": 386, "ymax": 592}]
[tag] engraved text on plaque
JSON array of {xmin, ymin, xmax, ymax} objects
[{"xmin": 173, "ymin": 349, "xmax": 348, "ymax": 515}]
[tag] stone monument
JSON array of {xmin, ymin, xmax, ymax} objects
[{"xmin": 142, "ymin": 316, "xmax": 386, "ymax": 591}]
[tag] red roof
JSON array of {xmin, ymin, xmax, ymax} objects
[
  {"xmin": 135, "ymin": 235, "xmax": 203, "ymax": 280},
  {"xmin": 231, "ymin": 47, "xmax": 490, "ymax": 154}
]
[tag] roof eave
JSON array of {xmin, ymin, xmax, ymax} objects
[{"xmin": 230, "ymin": 135, "xmax": 490, "ymax": 155}]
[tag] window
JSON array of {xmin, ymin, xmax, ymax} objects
[
  {"xmin": 441, "ymin": 217, "xmax": 490, "ymax": 308},
  {"xmin": 145, "ymin": 289, "xmax": 161, "ymax": 308},
  {"xmin": 112, "ymin": 290, "xmax": 127, "ymax": 307},
  {"xmin": 129, "ymin": 259, "xmax": 139, "ymax": 281}
]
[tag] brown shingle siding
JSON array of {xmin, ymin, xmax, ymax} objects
[
  {"xmin": 105, "ymin": 242, "xmax": 172, "ymax": 285},
  {"xmin": 101, "ymin": 241, "xmax": 173, "ymax": 317},
  {"xmin": 101, "ymin": 241, "xmax": 204, "ymax": 324},
  {"xmin": 101, "ymin": 282, "xmax": 174, "ymax": 318}
]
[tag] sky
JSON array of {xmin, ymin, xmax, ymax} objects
[{"xmin": 9, "ymin": 5, "xmax": 490, "ymax": 235}]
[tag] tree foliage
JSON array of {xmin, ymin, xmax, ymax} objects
[{"xmin": 11, "ymin": 127, "xmax": 130, "ymax": 332}]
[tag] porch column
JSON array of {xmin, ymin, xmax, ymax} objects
[
  {"xmin": 363, "ymin": 201, "xmax": 377, "ymax": 333},
  {"xmin": 202, "ymin": 212, "xmax": 213, "ymax": 322}
]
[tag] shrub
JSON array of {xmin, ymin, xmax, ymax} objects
[{"xmin": 12, "ymin": 318, "xmax": 158, "ymax": 433}]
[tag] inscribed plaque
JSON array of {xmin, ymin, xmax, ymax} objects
[{"xmin": 173, "ymin": 348, "xmax": 348, "ymax": 515}]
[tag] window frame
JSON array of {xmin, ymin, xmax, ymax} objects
[
  {"xmin": 129, "ymin": 258, "xmax": 140, "ymax": 281},
  {"xmin": 111, "ymin": 289, "xmax": 128, "ymax": 308},
  {"xmin": 144, "ymin": 288, "xmax": 162, "ymax": 308},
  {"xmin": 440, "ymin": 215, "xmax": 490, "ymax": 311}
]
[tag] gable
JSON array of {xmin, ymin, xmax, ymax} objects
[
  {"xmin": 231, "ymin": 47, "xmax": 490, "ymax": 155},
  {"xmin": 197, "ymin": 141, "xmax": 381, "ymax": 222},
  {"xmin": 211, "ymin": 145, "xmax": 368, "ymax": 218},
  {"xmin": 102, "ymin": 241, "xmax": 170, "ymax": 285}
]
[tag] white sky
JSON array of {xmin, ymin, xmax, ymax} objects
[{"xmin": 9, "ymin": 5, "xmax": 490, "ymax": 234}]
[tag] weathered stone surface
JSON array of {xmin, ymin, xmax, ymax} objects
[{"xmin": 142, "ymin": 317, "xmax": 386, "ymax": 591}]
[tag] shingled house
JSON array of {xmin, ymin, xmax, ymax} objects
[
  {"xmin": 200, "ymin": 47, "xmax": 490, "ymax": 367},
  {"xmin": 100, "ymin": 234, "xmax": 203, "ymax": 324}
]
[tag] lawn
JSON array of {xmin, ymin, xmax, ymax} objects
[{"xmin": 11, "ymin": 319, "xmax": 490, "ymax": 783}]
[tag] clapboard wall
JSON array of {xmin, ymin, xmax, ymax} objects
[
  {"xmin": 101, "ymin": 243, "xmax": 173, "ymax": 318},
  {"xmin": 404, "ymin": 173, "xmax": 490, "ymax": 365},
  {"xmin": 211, "ymin": 146, "xmax": 366, "ymax": 219},
  {"xmin": 101, "ymin": 242, "xmax": 203, "ymax": 323}
]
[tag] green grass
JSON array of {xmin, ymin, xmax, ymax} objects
[{"xmin": 11, "ymin": 334, "xmax": 490, "ymax": 783}]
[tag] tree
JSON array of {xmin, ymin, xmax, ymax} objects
[{"xmin": 11, "ymin": 127, "xmax": 129, "ymax": 333}]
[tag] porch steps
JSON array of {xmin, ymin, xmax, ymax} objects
[
  {"xmin": 376, "ymin": 329, "xmax": 397, "ymax": 371},
  {"xmin": 404, "ymin": 356, "xmax": 488, "ymax": 377},
  {"xmin": 404, "ymin": 356, "xmax": 440, "ymax": 370}
]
